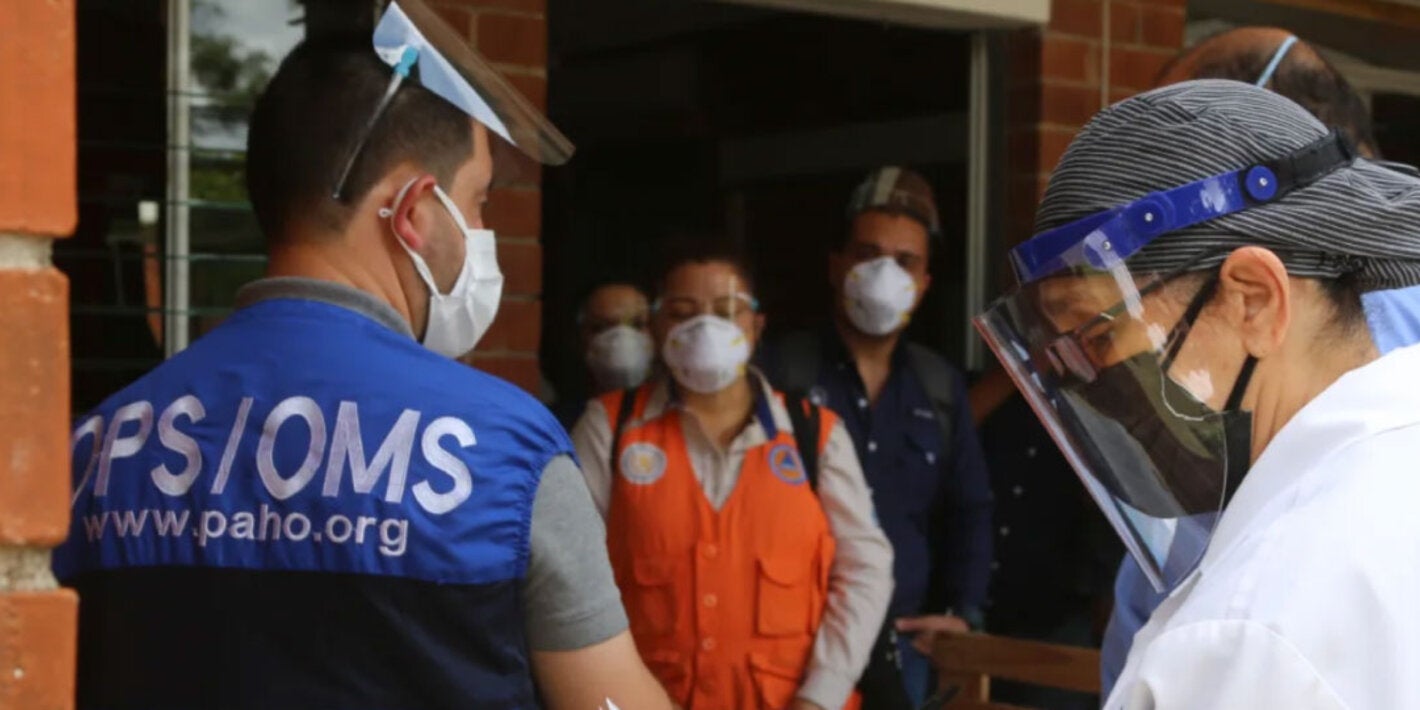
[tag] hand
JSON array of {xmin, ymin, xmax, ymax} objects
[
  {"xmin": 896, "ymin": 614, "xmax": 970, "ymax": 656},
  {"xmin": 790, "ymin": 700, "xmax": 826, "ymax": 710}
]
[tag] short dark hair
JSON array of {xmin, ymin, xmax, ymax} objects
[
  {"xmin": 1157, "ymin": 38, "xmax": 1379, "ymax": 157},
  {"xmin": 575, "ymin": 278, "xmax": 649, "ymax": 322},
  {"xmin": 654, "ymin": 235, "xmax": 756, "ymax": 298},
  {"xmin": 246, "ymin": 34, "xmax": 474, "ymax": 242}
]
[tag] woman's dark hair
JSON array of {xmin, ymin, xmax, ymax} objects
[{"xmin": 654, "ymin": 234, "xmax": 757, "ymax": 297}]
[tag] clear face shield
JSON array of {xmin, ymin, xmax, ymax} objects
[
  {"xmin": 977, "ymin": 131, "xmax": 1353, "ymax": 591},
  {"xmin": 333, "ymin": 0, "xmax": 574, "ymax": 200}
]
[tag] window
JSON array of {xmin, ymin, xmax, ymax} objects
[{"xmin": 61, "ymin": 0, "xmax": 374, "ymax": 412}]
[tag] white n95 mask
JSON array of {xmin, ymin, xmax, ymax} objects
[
  {"xmin": 385, "ymin": 180, "xmax": 504, "ymax": 358},
  {"xmin": 844, "ymin": 256, "xmax": 918, "ymax": 336},
  {"xmin": 661, "ymin": 315, "xmax": 750, "ymax": 394},
  {"xmin": 586, "ymin": 325, "xmax": 654, "ymax": 391}
]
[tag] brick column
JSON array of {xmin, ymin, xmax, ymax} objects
[
  {"xmin": 0, "ymin": 2, "xmax": 79, "ymax": 709},
  {"xmin": 440, "ymin": 0, "xmax": 549, "ymax": 395},
  {"xmin": 1002, "ymin": 0, "xmax": 1186, "ymax": 249}
]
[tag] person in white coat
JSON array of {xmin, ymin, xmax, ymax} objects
[{"xmin": 974, "ymin": 78, "xmax": 1420, "ymax": 709}]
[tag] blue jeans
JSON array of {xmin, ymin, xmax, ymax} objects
[{"xmin": 898, "ymin": 633, "xmax": 932, "ymax": 707}]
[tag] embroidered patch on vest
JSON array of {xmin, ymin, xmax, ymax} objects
[
  {"xmin": 619, "ymin": 442, "xmax": 668, "ymax": 485},
  {"xmin": 768, "ymin": 443, "xmax": 807, "ymax": 486}
]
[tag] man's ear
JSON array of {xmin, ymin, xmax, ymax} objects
[
  {"xmin": 753, "ymin": 313, "xmax": 767, "ymax": 343},
  {"xmin": 1218, "ymin": 246, "xmax": 1291, "ymax": 358},
  {"xmin": 380, "ymin": 174, "xmax": 438, "ymax": 252}
]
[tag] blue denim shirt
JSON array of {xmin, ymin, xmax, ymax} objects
[
  {"xmin": 1100, "ymin": 285, "xmax": 1420, "ymax": 696},
  {"xmin": 761, "ymin": 332, "xmax": 994, "ymax": 621}
]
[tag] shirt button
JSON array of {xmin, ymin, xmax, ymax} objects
[
  {"xmin": 925, "ymin": 452, "xmax": 936, "ymax": 465},
  {"xmin": 1026, "ymin": 446, "xmax": 1038, "ymax": 458},
  {"xmin": 999, "ymin": 526, "xmax": 1011, "ymax": 537},
  {"xmin": 703, "ymin": 593, "xmax": 718, "ymax": 608},
  {"xmin": 867, "ymin": 440, "xmax": 878, "ymax": 453},
  {"xmin": 857, "ymin": 397, "xmax": 868, "ymax": 409},
  {"xmin": 1012, "ymin": 485, "xmax": 1024, "ymax": 497},
  {"xmin": 704, "ymin": 544, "xmax": 718, "ymax": 558},
  {"xmin": 991, "ymin": 561, "xmax": 1001, "ymax": 571},
  {"xmin": 702, "ymin": 637, "xmax": 717, "ymax": 651}
]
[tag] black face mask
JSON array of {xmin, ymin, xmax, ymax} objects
[{"xmin": 1056, "ymin": 275, "xmax": 1257, "ymax": 518}]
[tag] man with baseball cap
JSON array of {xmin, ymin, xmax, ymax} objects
[{"xmin": 763, "ymin": 167, "xmax": 993, "ymax": 707}]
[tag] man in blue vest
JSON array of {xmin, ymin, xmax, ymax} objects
[{"xmin": 54, "ymin": 3, "xmax": 671, "ymax": 709}]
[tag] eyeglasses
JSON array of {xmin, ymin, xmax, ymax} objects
[
  {"xmin": 652, "ymin": 293, "xmax": 760, "ymax": 322},
  {"xmin": 846, "ymin": 241, "xmax": 927, "ymax": 272}
]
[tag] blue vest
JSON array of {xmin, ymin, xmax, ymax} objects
[{"xmin": 56, "ymin": 297, "xmax": 571, "ymax": 709}]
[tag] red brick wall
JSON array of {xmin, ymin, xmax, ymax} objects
[
  {"xmin": 0, "ymin": 1, "xmax": 79, "ymax": 708},
  {"xmin": 1002, "ymin": 0, "xmax": 1186, "ymax": 250},
  {"xmin": 440, "ymin": 0, "xmax": 549, "ymax": 394}
]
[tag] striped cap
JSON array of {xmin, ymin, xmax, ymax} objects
[
  {"xmin": 847, "ymin": 166, "xmax": 941, "ymax": 235},
  {"xmin": 1035, "ymin": 79, "xmax": 1420, "ymax": 291}
]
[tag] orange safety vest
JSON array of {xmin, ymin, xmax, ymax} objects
[{"xmin": 601, "ymin": 385, "xmax": 862, "ymax": 710}]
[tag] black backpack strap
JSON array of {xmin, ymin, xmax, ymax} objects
[
  {"xmin": 783, "ymin": 392, "xmax": 822, "ymax": 492},
  {"xmin": 767, "ymin": 331, "xmax": 824, "ymax": 396},
  {"xmin": 608, "ymin": 387, "xmax": 638, "ymax": 475},
  {"xmin": 905, "ymin": 342, "xmax": 957, "ymax": 449}
]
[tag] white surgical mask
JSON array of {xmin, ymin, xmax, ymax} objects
[
  {"xmin": 383, "ymin": 179, "xmax": 504, "ymax": 358},
  {"xmin": 586, "ymin": 325, "xmax": 654, "ymax": 391},
  {"xmin": 844, "ymin": 256, "xmax": 918, "ymax": 336},
  {"xmin": 661, "ymin": 315, "xmax": 750, "ymax": 394}
]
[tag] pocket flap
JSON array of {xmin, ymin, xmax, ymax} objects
[
  {"xmin": 633, "ymin": 556, "xmax": 678, "ymax": 585},
  {"xmin": 758, "ymin": 553, "xmax": 811, "ymax": 586}
]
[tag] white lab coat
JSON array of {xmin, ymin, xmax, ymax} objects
[{"xmin": 1106, "ymin": 343, "xmax": 1420, "ymax": 710}]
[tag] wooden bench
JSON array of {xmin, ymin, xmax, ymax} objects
[{"xmin": 930, "ymin": 631, "xmax": 1102, "ymax": 710}]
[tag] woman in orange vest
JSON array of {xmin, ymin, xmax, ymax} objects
[{"xmin": 571, "ymin": 241, "xmax": 895, "ymax": 710}]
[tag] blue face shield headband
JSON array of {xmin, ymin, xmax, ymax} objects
[
  {"xmin": 979, "ymin": 130, "xmax": 1354, "ymax": 592},
  {"xmin": 1010, "ymin": 130, "xmax": 1355, "ymax": 285}
]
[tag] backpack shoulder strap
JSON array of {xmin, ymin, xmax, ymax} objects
[
  {"xmin": 905, "ymin": 342, "xmax": 957, "ymax": 446},
  {"xmin": 608, "ymin": 387, "xmax": 639, "ymax": 475},
  {"xmin": 768, "ymin": 331, "xmax": 824, "ymax": 396},
  {"xmin": 783, "ymin": 392, "xmax": 823, "ymax": 492}
]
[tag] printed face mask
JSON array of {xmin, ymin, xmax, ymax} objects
[
  {"xmin": 586, "ymin": 325, "xmax": 654, "ymax": 391},
  {"xmin": 844, "ymin": 256, "xmax": 918, "ymax": 336},
  {"xmin": 661, "ymin": 315, "xmax": 750, "ymax": 394}
]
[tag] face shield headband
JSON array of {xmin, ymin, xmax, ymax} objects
[{"xmin": 977, "ymin": 131, "xmax": 1352, "ymax": 592}]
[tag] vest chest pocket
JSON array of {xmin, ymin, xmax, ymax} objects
[
  {"xmin": 627, "ymin": 556, "xmax": 682, "ymax": 639},
  {"xmin": 755, "ymin": 554, "xmax": 815, "ymax": 637}
]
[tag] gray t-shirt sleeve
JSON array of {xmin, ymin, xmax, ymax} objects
[{"xmin": 521, "ymin": 453, "xmax": 629, "ymax": 651}]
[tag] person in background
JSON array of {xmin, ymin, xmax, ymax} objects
[
  {"xmin": 554, "ymin": 280, "xmax": 655, "ymax": 428},
  {"xmin": 762, "ymin": 167, "xmax": 993, "ymax": 707},
  {"xmin": 53, "ymin": 4, "xmax": 671, "ymax": 709},
  {"xmin": 969, "ymin": 371, "xmax": 1120, "ymax": 709},
  {"xmin": 1099, "ymin": 27, "xmax": 1417, "ymax": 698},
  {"xmin": 572, "ymin": 240, "xmax": 894, "ymax": 710}
]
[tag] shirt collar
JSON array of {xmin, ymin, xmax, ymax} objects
[
  {"xmin": 235, "ymin": 277, "xmax": 414, "ymax": 338},
  {"xmin": 825, "ymin": 323, "xmax": 912, "ymax": 371},
  {"xmin": 1202, "ymin": 343, "xmax": 1420, "ymax": 569},
  {"xmin": 642, "ymin": 367, "xmax": 784, "ymax": 439}
]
